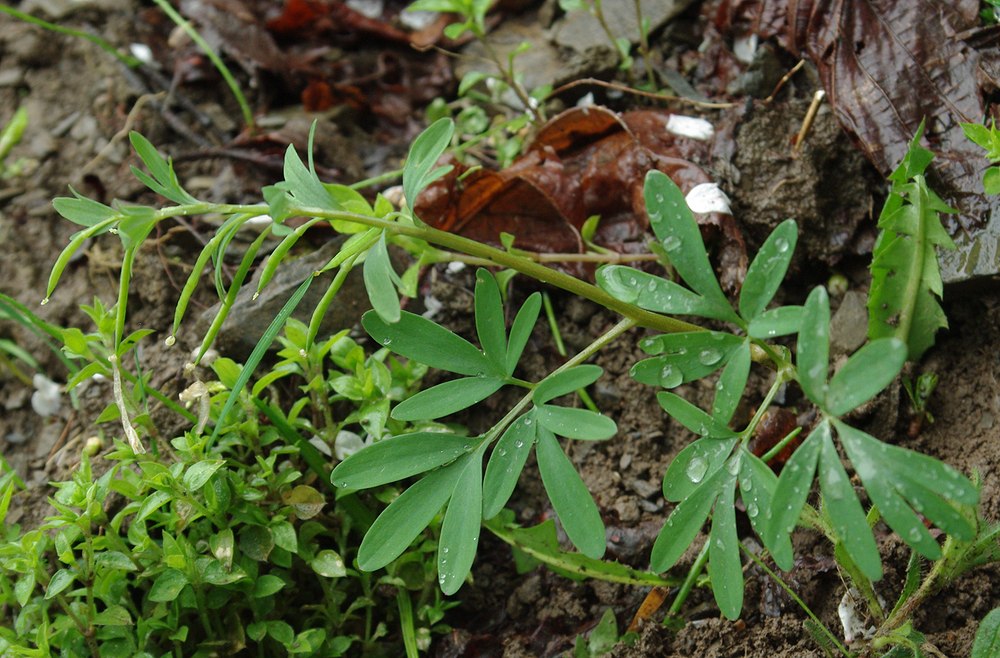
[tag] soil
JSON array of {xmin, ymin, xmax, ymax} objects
[{"xmin": 1, "ymin": 2, "xmax": 998, "ymax": 657}]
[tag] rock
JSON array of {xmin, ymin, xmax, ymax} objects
[
  {"xmin": 551, "ymin": 0, "xmax": 693, "ymax": 53},
  {"xmin": 195, "ymin": 237, "xmax": 374, "ymax": 360},
  {"xmin": 829, "ymin": 290, "xmax": 868, "ymax": 357},
  {"xmin": 940, "ymin": 205, "xmax": 1000, "ymax": 288}
]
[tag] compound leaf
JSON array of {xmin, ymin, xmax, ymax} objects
[
  {"xmin": 536, "ymin": 427, "xmax": 605, "ymax": 558},
  {"xmin": 739, "ymin": 219, "xmax": 797, "ymax": 321},
  {"xmin": 357, "ymin": 460, "xmax": 465, "ymax": 570},
  {"xmin": 391, "ymin": 376, "xmax": 504, "ymax": 421},
  {"xmin": 331, "ymin": 432, "xmax": 479, "ymax": 490},
  {"xmin": 363, "ymin": 310, "xmax": 492, "ymax": 377}
]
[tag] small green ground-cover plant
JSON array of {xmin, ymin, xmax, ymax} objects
[{"xmin": 18, "ymin": 110, "xmax": 998, "ymax": 657}]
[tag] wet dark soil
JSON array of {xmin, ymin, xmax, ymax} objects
[{"xmin": 1, "ymin": 2, "xmax": 998, "ymax": 657}]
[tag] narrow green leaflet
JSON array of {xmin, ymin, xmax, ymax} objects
[
  {"xmin": 656, "ymin": 391, "xmax": 738, "ymax": 438},
  {"xmin": 662, "ymin": 437, "xmax": 737, "ymax": 502},
  {"xmin": 708, "ymin": 474, "xmax": 742, "ymax": 620},
  {"xmin": 644, "ymin": 171, "xmax": 733, "ymax": 314},
  {"xmin": 129, "ymin": 132, "xmax": 197, "ymax": 205},
  {"xmin": 52, "ymin": 187, "xmax": 117, "ymax": 227},
  {"xmin": 818, "ymin": 429, "xmax": 881, "ymax": 581},
  {"xmin": 797, "ymin": 286, "xmax": 830, "ymax": 406},
  {"xmin": 483, "ymin": 414, "xmax": 537, "ymax": 518},
  {"xmin": 363, "ymin": 233, "xmax": 401, "ymax": 323},
  {"xmin": 402, "ymin": 118, "xmax": 455, "ymax": 211},
  {"xmin": 868, "ymin": 125, "xmax": 956, "ymax": 360},
  {"xmin": 765, "ymin": 422, "xmax": 825, "ymax": 571},
  {"xmin": 357, "ymin": 461, "xmax": 466, "ymax": 570},
  {"xmin": 536, "ymin": 427, "xmax": 605, "ymax": 559},
  {"xmin": 438, "ymin": 446, "xmax": 486, "ymax": 594},
  {"xmin": 651, "ymin": 467, "xmax": 725, "ymax": 572},
  {"xmin": 712, "ymin": 341, "xmax": 750, "ymax": 424},
  {"xmin": 739, "ymin": 450, "xmax": 792, "ymax": 567},
  {"xmin": 391, "ymin": 375, "xmax": 505, "ymax": 421},
  {"xmin": 595, "ymin": 266, "xmax": 731, "ymax": 320},
  {"xmin": 826, "ymin": 338, "xmax": 906, "ymax": 416},
  {"xmin": 632, "ymin": 331, "xmax": 744, "ymax": 389},
  {"xmin": 506, "ymin": 292, "xmax": 542, "ymax": 375},
  {"xmin": 44, "ymin": 568, "xmax": 76, "ymax": 600},
  {"xmin": 739, "ymin": 219, "xmax": 797, "ymax": 321},
  {"xmin": 535, "ymin": 404, "xmax": 616, "ymax": 441},
  {"xmin": 331, "ymin": 432, "xmax": 479, "ymax": 490},
  {"xmin": 363, "ymin": 310, "xmax": 492, "ymax": 376},
  {"xmin": 748, "ymin": 305, "xmax": 803, "ymax": 339},
  {"xmin": 532, "ymin": 365, "xmax": 602, "ymax": 405},
  {"xmin": 475, "ymin": 268, "xmax": 507, "ymax": 372},
  {"xmin": 280, "ymin": 143, "xmax": 334, "ymax": 210}
]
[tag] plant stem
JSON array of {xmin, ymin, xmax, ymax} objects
[{"xmin": 666, "ymin": 540, "xmax": 710, "ymax": 618}]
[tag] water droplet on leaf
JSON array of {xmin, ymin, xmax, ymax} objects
[
  {"xmin": 662, "ymin": 235, "xmax": 682, "ymax": 251},
  {"xmin": 686, "ymin": 456, "xmax": 708, "ymax": 483},
  {"xmin": 659, "ymin": 364, "xmax": 682, "ymax": 388},
  {"xmin": 699, "ymin": 348, "xmax": 722, "ymax": 366}
]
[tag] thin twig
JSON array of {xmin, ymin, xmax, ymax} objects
[{"xmin": 549, "ymin": 78, "xmax": 736, "ymax": 109}]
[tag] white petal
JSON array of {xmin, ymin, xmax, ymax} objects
[
  {"xmin": 31, "ymin": 374, "xmax": 62, "ymax": 417},
  {"xmin": 666, "ymin": 115, "xmax": 714, "ymax": 141},
  {"xmin": 334, "ymin": 430, "xmax": 366, "ymax": 461},
  {"xmin": 129, "ymin": 43, "xmax": 155, "ymax": 66},
  {"xmin": 685, "ymin": 183, "xmax": 732, "ymax": 215}
]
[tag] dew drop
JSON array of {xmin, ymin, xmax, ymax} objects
[
  {"xmin": 699, "ymin": 348, "xmax": 723, "ymax": 366},
  {"xmin": 524, "ymin": 418, "xmax": 533, "ymax": 426},
  {"xmin": 514, "ymin": 440, "xmax": 524, "ymax": 449},
  {"xmin": 498, "ymin": 448, "xmax": 507, "ymax": 457},
  {"xmin": 742, "ymin": 477, "xmax": 752, "ymax": 491},
  {"xmin": 381, "ymin": 337, "xmax": 393, "ymax": 346},
  {"xmin": 726, "ymin": 456, "xmax": 741, "ymax": 475},
  {"xmin": 715, "ymin": 538, "xmax": 725, "ymax": 550},
  {"xmin": 907, "ymin": 527, "xmax": 923, "ymax": 542},
  {"xmin": 747, "ymin": 503, "xmax": 759, "ymax": 518},
  {"xmin": 775, "ymin": 237, "xmax": 790, "ymax": 253},
  {"xmin": 662, "ymin": 235, "xmax": 682, "ymax": 251},
  {"xmin": 641, "ymin": 338, "xmax": 658, "ymax": 351},
  {"xmin": 442, "ymin": 547, "xmax": 450, "ymax": 554},
  {"xmin": 659, "ymin": 364, "xmax": 682, "ymax": 388},
  {"xmin": 655, "ymin": 193, "xmax": 665, "ymax": 204},
  {"xmin": 646, "ymin": 279, "xmax": 657, "ymax": 292},
  {"xmin": 686, "ymin": 456, "xmax": 708, "ymax": 483}
]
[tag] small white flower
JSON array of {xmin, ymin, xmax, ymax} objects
[
  {"xmin": 685, "ymin": 183, "xmax": 732, "ymax": 215},
  {"xmin": 666, "ymin": 115, "xmax": 715, "ymax": 141},
  {"xmin": 334, "ymin": 430, "xmax": 367, "ymax": 461},
  {"xmin": 31, "ymin": 374, "xmax": 62, "ymax": 417},
  {"xmin": 129, "ymin": 43, "xmax": 155, "ymax": 66},
  {"xmin": 576, "ymin": 92, "xmax": 596, "ymax": 108},
  {"xmin": 446, "ymin": 261, "xmax": 466, "ymax": 274}
]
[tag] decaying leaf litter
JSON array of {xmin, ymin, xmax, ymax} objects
[{"xmin": 0, "ymin": 0, "xmax": 999, "ymax": 656}]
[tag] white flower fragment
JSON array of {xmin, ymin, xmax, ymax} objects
[
  {"xmin": 129, "ymin": 43, "xmax": 155, "ymax": 66},
  {"xmin": 733, "ymin": 33, "xmax": 758, "ymax": 64},
  {"xmin": 334, "ymin": 430, "xmax": 367, "ymax": 461},
  {"xmin": 666, "ymin": 115, "xmax": 715, "ymax": 141},
  {"xmin": 685, "ymin": 183, "xmax": 732, "ymax": 215},
  {"xmin": 31, "ymin": 374, "xmax": 62, "ymax": 417},
  {"xmin": 838, "ymin": 588, "xmax": 876, "ymax": 644}
]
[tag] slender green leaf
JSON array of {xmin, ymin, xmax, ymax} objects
[
  {"xmin": 281, "ymin": 143, "xmax": 334, "ymax": 210},
  {"xmin": 747, "ymin": 305, "xmax": 803, "ymax": 339},
  {"xmin": 129, "ymin": 132, "xmax": 196, "ymax": 205},
  {"xmin": 765, "ymin": 422, "xmax": 825, "ymax": 570},
  {"xmin": 708, "ymin": 475, "xmax": 742, "ymax": 620},
  {"xmin": 506, "ymin": 292, "xmax": 541, "ymax": 375},
  {"xmin": 656, "ymin": 391, "xmax": 738, "ymax": 438},
  {"xmin": 596, "ymin": 265, "xmax": 734, "ymax": 321},
  {"xmin": 740, "ymin": 450, "xmax": 792, "ymax": 567},
  {"xmin": 644, "ymin": 171, "xmax": 731, "ymax": 311},
  {"xmin": 438, "ymin": 446, "xmax": 485, "ymax": 594},
  {"xmin": 712, "ymin": 341, "xmax": 750, "ymax": 424},
  {"xmin": 826, "ymin": 338, "xmax": 907, "ymax": 416},
  {"xmin": 650, "ymin": 468, "xmax": 725, "ymax": 572},
  {"xmin": 391, "ymin": 376, "xmax": 504, "ymax": 421},
  {"xmin": 819, "ymin": 429, "xmax": 881, "ymax": 581},
  {"xmin": 475, "ymin": 269, "xmax": 507, "ymax": 371},
  {"xmin": 533, "ymin": 365, "xmax": 602, "ymax": 405},
  {"xmin": 972, "ymin": 608, "xmax": 1000, "ymax": 658},
  {"xmin": 536, "ymin": 427, "xmax": 605, "ymax": 558},
  {"xmin": 52, "ymin": 188, "xmax": 117, "ymax": 227},
  {"xmin": 662, "ymin": 437, "xmax": 737, "ymax": 502},
  {"xmin": 739, "ymin": 219, "xmax": 797, "ymax": 321},
  {"xmin": 403, "ymin": 118, "xmax": 455, "ymax": 210},
  {"xmin": 797, "ymin": 286, "xmax": 830, "ymax": 406},
  {"xmin": 331, "ymin": 432, "xmax": 479, "ymax": 490},
  {"xmin": 363, "ymin": 310, "xmax": 492, "ymax": 377},
  {"xmin": 45, "ymin": 569, "xmax": 75, "ymax": 599},
  {"xmin": 535, "ymin": 405, "xmax": 616, "ymax": 440},
  {"xmin": 483, "ymin": 415, "xmax": 537, "ymax": 518},
  {"xmin": 357, "ymin": 460, "xmax": 465, "ymax": 570},
  {"xmin": 363, "ymin": 233, "xmax": 401, "ymax": 323}
]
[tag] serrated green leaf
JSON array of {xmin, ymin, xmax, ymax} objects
[
  {"xmin": 797, "ymin": 286, "xmax": 830, "ymax": 406},
  {"xmin": 656, "ymin": 391, "xmax": 738, "ymax": 438},
  {"xmin": 331, "ymin": 432, "xmax": 479, "ymax": 490},
  {"xmin": 632, "ymin": 331, "xmax": 744, "ymax": 389},
  {"xmin": 644, "ymin": 171, "xmax": 731, "ymax": 311},
  {"xmin": 533, "ymin": 365, "xmax": 603, "ymax": 405},
  {"xmin": 475, "ymin": 269, "xmax": 507, "ymax": 372},
  {"xmin": 740, "ymin": 451, "xmax": 792, "ymax": 566},
  {"xmin": 662, "ymin": 437, "xmax": 737, "ymax": 502},
  {"xmin": 708, "ymin": 475, "xmax": 743, "ymax": 620},
  {"xmin": 149, "ymin": 568, "xmax": 188, "ymax": 602},
  {"xmin": 391, "ymin": 376, "xmax": 504, "ymax": 421},
  {"xmin": 712, "ymin": 342, "xmax": 750, "ymax": 424},
  {"xmin": 363, "ymin": 310, "xmax": 492, "ymax": 376},
  {"xmin": 506, "ymin": 292, "xmax": 541, "ymax": 375},
  {"xmin": 536, "ymin": 427, "xmax": 605, "ymax": 558},
  {"xmin": 438, "ymin": 446, "xmax": 485, "ymax": 594},
  {"xmin": 765, "ymin": 422, "xmax": 825, "ymax": 570},
  {"xmin": 483, "ymin": 415, "xmax": 536, "ymax": 519},
  {"xmin": 596, "ymin": 266, "xmax": 734, "ymax": 321},
  {"xmin": 739, "ymin": 219, "xmax": 797, "ymax": 321},
  {"xmin": 357, "ymin": 459, "xmax": 465, "ymax": 570},
  {"xmin": 826, "ymin": 338, "xmax": 906, "ymax": 415},
  {"xmin": 535, "ymin": 404, "xmax": 616, "ymax": 440},
  {"xmin": 183, "ymin": 460, "xmax": 225, "ymax": 492},
  {"xmin": 819, "ymin": 428, "xmax": 881, "ymax": 581},
  {"xmin": 651, "ymin": 468, "xmax": 725, "ymax": 572},
  {"xmin": 363, "ymin": 233, "xmax": 400, "ymax": 323},
  {"xmin": 403, "ymin": 118, "xmax": 455, "ymax": 211},
  {"xmin": 972, "ymin": 608, "xmax": 1000, "ymax": 658},
  {"xmin": 747, "ymin": 305, "xmax": 803, "ymax": 339}
]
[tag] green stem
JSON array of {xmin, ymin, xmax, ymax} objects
[
  {"xmin": 759, "ymin": 427, "xmax": 803, "ymax": 464},
  {"xmin": 0, "ymin": 4, "xmax": 140, "ymax": 67},
  {"xmin": 150, "ymin": 0, "xmax": 254, "ymax": 129},
  {"xmin": 666, "ymin": 540, "xmax": 710, "ymax": 618}
]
